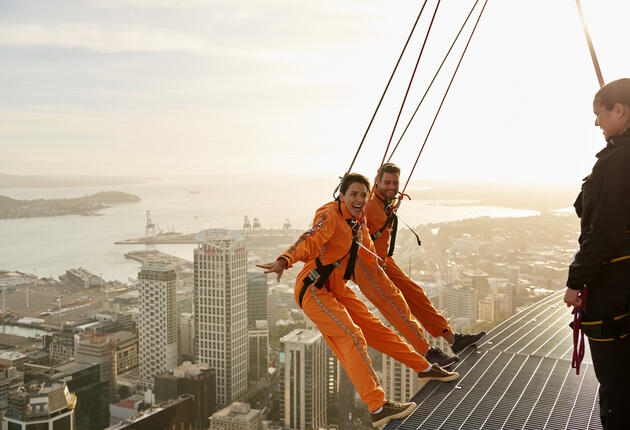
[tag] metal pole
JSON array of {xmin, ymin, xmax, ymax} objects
[{"xmin": 576, "ymin": 0, "xmax": 605, "ymax": 88}]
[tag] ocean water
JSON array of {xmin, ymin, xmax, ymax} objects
[{"xmin": 0, "ymin": 178, "xmax": 538, "ymax": 282}]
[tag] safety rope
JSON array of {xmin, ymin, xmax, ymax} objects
[
  {"xmin": 571, "ymin": 288, "xmax": 588, "ymax": 375},
  {"xmin": 399, "ymin": 0, "xmax": 488, "ymax": 199},
  {"xmin": 333, "ymin": 1, "xmax": 429, "ymax": 198},
  {"xmin": 575, "ymin": 0, "xmax": 604, "ymax": 88},
  {"xmin": 387, "ymin": 0, "xmax": 480, "ymax": 163},
  {"xmin": 358, "ymin": 0, "xmax": 442, "ymax": 226}
]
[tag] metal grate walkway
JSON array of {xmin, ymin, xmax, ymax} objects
[{"xmin": 386, "ymin": 290, "xmax": 602, "ymax": 430}]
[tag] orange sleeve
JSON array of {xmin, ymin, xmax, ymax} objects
[{"xmin": 279, "ymin": 207, "xmax": 336, "ymax": 268}]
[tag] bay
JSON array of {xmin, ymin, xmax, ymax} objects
[{"xmin": 0, "ymin": 177, "xmax": 538, "ymax": 282}]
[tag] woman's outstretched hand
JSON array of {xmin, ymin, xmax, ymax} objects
[{"xmin": 256, "ymin": 259, "xmax": 288, "ymax": 282}]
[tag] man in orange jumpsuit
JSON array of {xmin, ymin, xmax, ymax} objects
[
  {"xmin": 364, "ymin": 163, "xmax": 485, "ymax": 357},
  {"xmin": 258, "ymin": 173, "xmax": 459, "ymax": 427}
]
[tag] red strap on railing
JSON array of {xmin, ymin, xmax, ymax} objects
[{"xmin": 572, "ymin": 288, "xmax": 589, "ymax": 375}]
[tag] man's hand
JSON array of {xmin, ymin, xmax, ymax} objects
[
  {"xmin": 563, "ymin": 287, "xmax": 583, "ymax": 307},
  {"xmin": 256, "ymin": 259, "xmax": 288, "ymax": 282}
]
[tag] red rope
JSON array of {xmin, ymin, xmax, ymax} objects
[
  {"xmin": 572, "ymin": 288, "xmax": 588, "ymax": 375},
  {"xmin": 358, "ymin": 0, "xmax": 442, "ymax": 225},
  {"xmin": 399, "ymin": 0, "xmax": 488, "ymax": 199}
]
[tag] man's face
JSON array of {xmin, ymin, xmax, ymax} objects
[
  {"xmin": 376, "ymin": 172, "xmax": 400, "ymax": 200},
  {"xmin": 593, "ymin": 102, "xmax": 629, "ymax": 139}
]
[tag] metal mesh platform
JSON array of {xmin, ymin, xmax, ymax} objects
[{"xmin": 385, "ymin": 290, "xmax": 602, "ymax": 430}]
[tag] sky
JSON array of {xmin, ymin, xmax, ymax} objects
[{"xmin": 1, "ymin": 0, "xmax": 628, "ymax": 185}]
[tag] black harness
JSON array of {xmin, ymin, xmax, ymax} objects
[
  {"xmin": 370, "ymin": 194, "xmax": 399, "ymax": 257},
  {"xmin": 298, "ymin": 202, "xmax": 361, "ymax": 307}
]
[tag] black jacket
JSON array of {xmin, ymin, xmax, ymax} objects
[{"xmin": 567, "ymin": 130, "xmax": 630, "ymax": 290}]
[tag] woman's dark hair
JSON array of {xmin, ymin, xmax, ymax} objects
[
  {"xmin": 594, "ymin": 78, "xmax": 630, "ymax": 109},
  {"xmin": 340, "ymin": 173, "xmax": 371, "ymax": 195}
]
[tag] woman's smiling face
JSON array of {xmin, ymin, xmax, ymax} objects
[{"xmin": 340, "ymin": 181, "xmax": 368, "ymax": 218}]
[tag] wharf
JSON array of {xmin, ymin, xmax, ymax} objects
[{"xmin": 124, "ymin": 250, "xmax": 193, "ymax": 269}]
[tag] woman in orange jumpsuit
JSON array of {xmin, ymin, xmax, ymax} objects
[
  {"xmin": 258, "ymin": 173, "xmax": 458, "ymax": 427},
  {"xmin": 363, "ymin": 163, "xmax": 485, "ymax": 357}
]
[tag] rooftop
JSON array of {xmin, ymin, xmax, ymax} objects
[
  {"xmin": 280, "ymin": 328, "xmax": 322, "ymax": 345},
  {"xmin": 385, "ymin": 290, "xmax": 602, "ymax": 430}
]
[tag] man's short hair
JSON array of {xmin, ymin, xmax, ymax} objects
[{"xmin": 377, "ymin": 163, "xmax": 401, "ymax": 181}]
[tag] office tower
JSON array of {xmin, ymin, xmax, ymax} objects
[
  {"xmin": 248, "ymin": 320, "xmax": 269, "ymax": 384},
  {"xmin": 179, "ymin": 312, "xmax": 195, "ymax": 362},
  {"xmin": 0, "ymin": 365, "xmax": 23, "ymax": 410},
  {"xmin": 75, "ymin": 333, "xmax": 117, "ymax": 401},
  {"xmin": 280, "ymin": 329, "xmax": 326, "ymax": 430},
  {"xmin": 106, "ymin": 394, "xmax": 195, "ymax": 430},
  {"xmin": 194, "ymin": 229, "xmax": 248, "ymax": 406},
  {"xmin": 381, "ymin": 353, "xmax": 421, "ymax": 403},
  {"xmin": 138, "ymin": 263, "xmax": 178, "ymax": 390},
  {"xmin": 247, "ymin": 271, "xmax": 268, "ymax": 325},
  {"xmin": 446, "ymin": 285, "xmax": 478, "ymax": 322},
  {"xmin": 24, "ymin": 361, "xmax": 110, "ymax": 429},
  {"xmin": 4, "ymin": 381, "xmax": 76, "ymax": 430},
  {"xmin": 209, "ymin": 402, "xmax": 263, "ymax": 430},
  {"xmin": 155, "ymin": 361, "xmax": 217, "ymax": 430}
]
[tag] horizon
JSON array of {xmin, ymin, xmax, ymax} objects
[{"xmin": 1, "ymin": 1, "xmax": 628, "ymax": 185}]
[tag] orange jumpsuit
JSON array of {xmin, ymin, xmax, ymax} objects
[
  {"xmin": 364, "ymin": 189, "xmax": 453, "ymax": 340},
  {"xmin": 279, "ymin": 200, "xmax": 430, "ymax": 412}
]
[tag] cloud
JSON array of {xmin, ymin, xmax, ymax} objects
[{"xmin": 0, "ymin": 24, "xmax": 208, "ymax": 53}]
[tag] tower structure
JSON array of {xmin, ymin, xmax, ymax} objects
[
  {"xmin": 194, "ymin": 229, "xmax": 248, "ymax": 407},
  {"xmin": 280, "ymin": 328, "xmax": 326, "ymax": 430},
  {"xmin": 138, "ymin": 263, "xmax": 178, "ymax": 390}
]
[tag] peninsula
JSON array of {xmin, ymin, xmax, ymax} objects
[{"xmin": 0, "ymin": 191, "xmax": 141, "ymax": 219}]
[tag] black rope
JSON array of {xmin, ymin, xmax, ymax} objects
[
  {"xmin": 333, "ymin": 0, "xmax": 429, "ymax": 198},
  {"xmin": 387, "ymin": 0, "xmax": 480, "ymax": 162},
  {"xmin": 400, "ymin": 0, "xmax": 489, "ymax": 197}
]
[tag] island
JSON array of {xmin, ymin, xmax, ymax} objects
[{"xmin": 0, "ymin": 191, "xmax": 141, "ymax": 219}]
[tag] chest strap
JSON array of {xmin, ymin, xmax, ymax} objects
[{"xmin": 298, "ymin": 215, "xmax": 361, "ymax": 308}]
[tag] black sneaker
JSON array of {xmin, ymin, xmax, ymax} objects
[
  {"xmin": 451, "ymin": 331, "xmax": 486, "ymax": 354},
  {"xmin": 425, "ymin": 347, "xmax": 459, "ymax": 368},
  {"xmin": 417, "ymin": 363, "xmax": 459, "ymax": 382},
  {"xmin": 371, "ymin": 400, "xmax": 416, "ymax": 427}
]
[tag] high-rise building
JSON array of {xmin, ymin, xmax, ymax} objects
[
  {"xmin": 247, "ymin": 271, "xmax": 268, "ymax": 325},
  {"xmin": 154, "ymin": 361, "xmax": 217, "ymax": 430},
  {"xmin": 194, "ymin": 229, "xmax": 248, "ymax": 407},
  {"xmin": 0, "ymin": 365, "xmax": 23, "ymax": 410},
  {"xmin": 138, "ymin": 263, "xmax": 178, "ymax": 390},
  {"xmin": 280, "ymin": 328, "xmax": 326, "ymax": 430},
  {"xmin": 209, "ymin": 402, "xmax": 263, "ymax": 430},
  {"xmin": 24, "ymin": 361, "xmax": 110, "ymax": 430},
  {"xmin": 105, "ymin": 394, "xmax": 195, "ymax": 430},
  {"xmin": 381, "ymin": 353, "xmax": 420, "ymax": 404},
  {"xmin": 4, "ymin": 381, "xmax": 76, "ymax": 430},
  {"xmin": 445, "ymin": 285, "xmax": 478, "ymax": 322},
  {"xmin": 75, "ymin": 333, "xmax": 117, "ymax": 401},
  {"xmin": 248, "ymin": 320, "xmax": 269, "ymax": 384},
  {"xmin": 179, "ymin": 312, "xmax": 195, "ymax": 362}
]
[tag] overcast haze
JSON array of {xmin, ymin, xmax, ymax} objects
[{"xmin": 1, "ymin": 0, "xmax": 628, "ymax": 185}]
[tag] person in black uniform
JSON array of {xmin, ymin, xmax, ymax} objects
[{"xmin": 564, "ymin": 78, "xmax": 630, "ymax": 430}]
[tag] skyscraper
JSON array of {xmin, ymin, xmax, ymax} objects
[
  {"xmin": 248, "ymin": 320, "xmax": 269, "ymax": 384},
  {"xmin": 381, "ymin": 353, "xmax": 421, "ymax": 404},
  {"xmin": 194, "ymin": 229, "xmax": 248, "ymax": 406},
  {"xmin": 138, "ymin": 263, "xmax": 178, "ymax": 390},
  {"xmin": 247, "ymin": 271, "xmax": 268, "ymax": 325},
  {"xmin": 280, "ymin": 328, "xmax": 326, "ymax": 430}
]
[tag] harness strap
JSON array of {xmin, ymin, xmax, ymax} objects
[{"xmin": 571, "ymin": 288, "xmax": 588, "ymax": 375}]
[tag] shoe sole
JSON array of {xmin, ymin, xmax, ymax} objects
[
  {"xmin": 372, "ymin": 402, "xmax": 416, "ymax": 427},
  {"xmin": 452, "ymin": 333, "xmax": 486, "ymax": 354},
  {"xmin": 418, "ymin": 371, "xmax": 460, "ymax": 382},
  {"xmin": 438, "ymin": 357, "xmax": 460, "ymax": 369}
]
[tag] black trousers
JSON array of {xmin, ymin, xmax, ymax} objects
[{"xmin": 584, "ymin": 263, "xmax": 630, "ymax": 430}]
